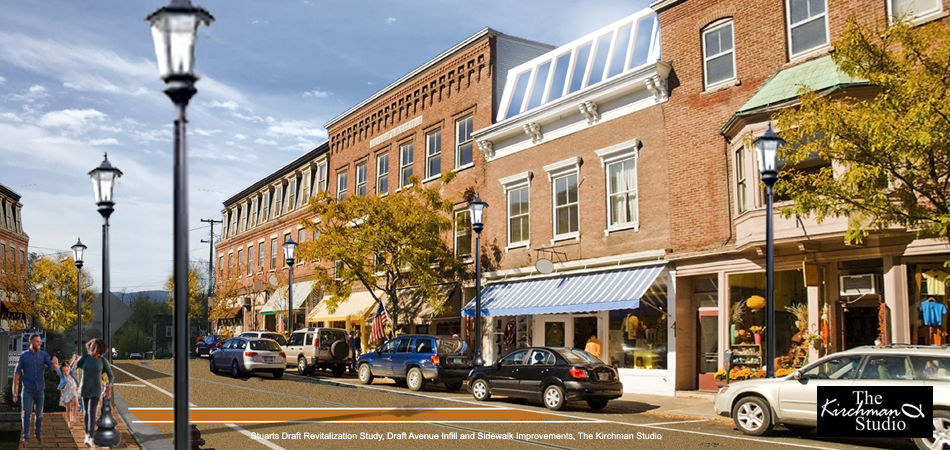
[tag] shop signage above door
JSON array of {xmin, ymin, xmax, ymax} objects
[{"xmin": 370, "ymin": 115, "xmax": 423, "ymax": 148}]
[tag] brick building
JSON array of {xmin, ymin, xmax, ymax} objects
[
  {"xmin": 651, "ymin": 0, "xmax": 950, "ymax": 391},
  {"xmin": 215, "ymin": 143, "xmax": 330, "ymax": 335},
  {"xmin": 0, "ymin": 182, "xmax": 29, "ymax": 331}
]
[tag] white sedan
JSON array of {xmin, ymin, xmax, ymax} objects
[{"xmin": 209, "ymin": 337, "xmax": 286, "ymax": 379}]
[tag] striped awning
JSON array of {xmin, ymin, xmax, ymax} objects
[
  {"xmin": 261, "ymin": 280, "xmax": 314, "ymax": 314},
  {"xmin": 461, "ymin": 264, "xmax": 665, "ymax": 317}
]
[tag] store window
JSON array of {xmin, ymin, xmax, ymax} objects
[
  {"xmin": 607, "ymin": 284, "xmax": 669, "ymax": 370},
  {"xmin": 907, "ymin": 263, "xmax": 949, "ymax": 346},
  {"xmin": 728, "ymin": 270, "xmax": 807, "ymax": 371}
]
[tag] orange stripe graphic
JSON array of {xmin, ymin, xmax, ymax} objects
[{"xmin": 128, "ymin": 408, "xmax": 585, "ymax": 423}]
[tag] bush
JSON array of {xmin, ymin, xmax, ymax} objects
[{"xmin": 154, "ymin": 348, "xmax": 171, "ymax": 359}]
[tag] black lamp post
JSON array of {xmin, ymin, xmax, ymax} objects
[
  {"xmin": 147, "ymin": 2, "xmax": 213, "ymax": 448},
  {"xmin": 753, "ymin": 123, "xmax": 785, "ymax": 379},
  {"xmin": 283, "ymin": 238, "xmax": 298, "ymax": 333},
  {"xmin": 468, "ymin": 194, "xmax": 488, "ymax": 367},
  {"xmin": 72, "ymin": 238, "xmax": 86, "ymax": 357},
  {"xmin": 89, "ymin": 154, "xmax": 122, "ymax": 447}
]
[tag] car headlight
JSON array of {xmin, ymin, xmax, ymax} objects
[{"xmin": 717, "ymin": 385, "xmax": 729, "ymax": 394}]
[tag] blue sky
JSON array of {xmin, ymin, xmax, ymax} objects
[{"xmin": 0, "ymin": 0, "xmax": 652, "ymax": 293}]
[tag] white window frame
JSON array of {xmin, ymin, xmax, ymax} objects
[
  {"xmin": 499, "ymin": 171, "xmax": 533, "ymax": 249},
  {"xmin": 166, "ymin": 326, "xmax": 173, "ymax": 337},
  {"xmin": 786, "ymin": 0, "xmax": 830, "ymax": 60},
  {"xmin": 543, "ymin": 157, "xmax": 582, "ymax": 242},
  {"xmin": 425, "ymin": 129, "xmax": 442, "ymax": 180},
  {"xmin": 251, "ymin": 197, "xmax": 259, "ymax": 227},
  {"xmin": 702, "ymin": 20, "xmax": 736, "ymax": 89},
  {"xmin": 247, "ymin": 245, "xmax": 253, "ymax": 276},
  {"xmin": 356, "ymin": 162, "xmax": 368, "ymax": 196},
  {"xmin": 735, "ymin": 146, "xmax": 748, "ymax": 214},
  {"xmin": 454, "ymin": 210, "xmax": 472, "ymax": 259},
  {"xmin": 337, "ymin": 171, "xmax": 348, "ymax": 200},
  {"xmin": 301, "ymin": 170, "xmax": 311, "ymax": 203},
  {"xmin": 236, "ymin": 249, "xmax": 243, "ymax": 278},
  {"xmin": 316, "ymin": 160, "xmax": 328, "ymax": 194},
  {"xmin": 400, "ymin": 142, "xmax": 414, "ymax": 187},
  {"xmin": 376, "ymin": 152, "xmax": 389, "ymax": 195},
  {"xmin": 455, "ymin": 115, "xmax": 474, "ymax": 169},
  {"xmin": 888, "ymin": 0, "xmax": 943, "ymax": 23},
  {"xmin": 288, "ymin": 178, "xmax": 297, "ymax": 212},
  {"xmin": 274, "ymin": 184, "xmax": 283, "ymax": 218},
  {"xmin": 258, "ymin": 241, "xmax": 264, "ymax": 271},
  {"xmin": 262, "ymin": 190, "xmax": 271, "ymax": 222},
  {"xmin": 270, "ymin": 237, "xmax": 277, "ymax": 270}
]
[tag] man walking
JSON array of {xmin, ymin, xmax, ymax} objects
[
  {"xmin": 348, "ymin": 329, "xmax": 362, "ymax": 373},
  {"xmin": 13, "ymin": 334, "xmax": 58, "ymax": 445}
]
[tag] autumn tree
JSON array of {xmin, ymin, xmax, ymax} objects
[
  {"xmin": 28, "ymin": 256, "xmax": 96, "ymax": 332},
  {"xmin": 776, "ymin": 18, "xmax": 950, "ymax": 242},
  {"xmin": 298, "ymin": 174, "xmax": 466, "ymax": 333},
  {"xmin": 164, "ymin": 261, "xmax": 208, "ymax": 320}
]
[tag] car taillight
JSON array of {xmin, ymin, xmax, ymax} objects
[
  {"xmin": 245, "ymin": 352, "xmax": 258, "ymax": 357},
  {"xmin": 314, "ymin": 338, "xmax": 320, "ymax": 348},
  {"xmin": 279, "ymin": 352, "xmax": 286, "ymax": 358},
  {"xmin": 430, "ymin": 355, "xmax": 440, "ymax": 366},
  {"xmin": 215, "ymin": 342, "xmax": 222, "ymax": 348},
  {"xmin": 569, "ymin": 367, "xmax": 588, "ymax": 379}
]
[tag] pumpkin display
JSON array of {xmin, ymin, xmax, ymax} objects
[{"xmin": 746, "ymin": 295, "xmax": 766, "ymax": 311}]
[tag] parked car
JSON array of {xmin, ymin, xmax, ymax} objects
[
  {"xmin": 357, "ymin": 335, "xmax": 472, "ymax": 391},
  {"xmin": 129, "ymin": 353, "xmax": 143, "ymax": 360},
  {"xmin": 467, "ymin": 347, "xmax": 622, "ymax": 411},
  {"xmin": 239, "ymin": 331, "xmax": 288, "ymax": 364},
  {"xmin": 209, "ymin": 337, "xmax": 286, "ymax": 378},
  {"xmin": 285, "ymin": 327, "xmax": 350, "ymax": 377},
  {"xmin": 195, "ymin": 335, "xmax": 223, "ymax": 357},
  {"xmin": 713, "ymin": 345, "xmax": 950, "ymax": 450}
]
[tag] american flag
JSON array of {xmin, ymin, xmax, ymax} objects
[{"xmin": 370, "ymin": 301, "xmax": 389, "ymax": 342}]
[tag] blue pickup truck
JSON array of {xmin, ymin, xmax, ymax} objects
[{"xmin": 357, "ymin": 335, "xmax": 472, "ymax": 391}]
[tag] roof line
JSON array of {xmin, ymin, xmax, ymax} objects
[
  {"xmin": 0, "ymin": 183, "xmax": 22, "ymax": 201},
  {"xmin": 222, "ymin": 141, "xmax": 330, "ymax": 207}
]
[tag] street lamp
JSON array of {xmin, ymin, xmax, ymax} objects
[
  {"xmin": 468, "ymin": 194, "xmax": 488, "ymax": 367},
  {"xmin": 753, "ymin": 123, "xmax": 785, "ymax": 379},
  {"xmin": 147, "ymin": 1, "xmax": 213, "ymax": 449},
  {"xmin": 71, "ymin": 238, "xmax": 86, "ymax": 357},
  {"xmin": 283, "ymin": 237, "xmax": 298, "ymax": 333},
  {"xmin": 89, "ymin": 154, "xmax": 122, "ymax": 447}
]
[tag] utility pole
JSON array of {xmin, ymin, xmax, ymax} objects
[{"xmin": 200, "ymin": 218, "xmax": 221, "ymax": 336}]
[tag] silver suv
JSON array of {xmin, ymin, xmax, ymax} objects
[
  {"xmin": 713, "ymin": 344, "xmax": 950, "ymax": 450},
  {"xmin": 286, "ymin": 327, "xmax": 350, "ymax": 377}
]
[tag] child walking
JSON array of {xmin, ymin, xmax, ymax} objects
[{"xmin": 56, "ymin": 355, "xmax": 80, "ymax": 428}]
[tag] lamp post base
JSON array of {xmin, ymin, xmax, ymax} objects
[{"xmin": 93, "ymin": 402, "xmax": 121, "ymax": 447}]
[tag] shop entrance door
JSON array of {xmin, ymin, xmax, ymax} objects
[
  {"xmin": 697, "ymin": 308, "xmax": 719, "ymax": 390},
  {"xmin": 543, "ymin": 321, "xmax": 567, "ymax": 347},
  {"xmin": 573, "ymin": 317, "xmax": 598, "ymax": 352},
  {"xmin": 843, "ymin": 306, "xmax": 878, "ymax": 348}
]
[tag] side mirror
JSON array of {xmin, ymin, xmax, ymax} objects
[
  {"xmin": 791, "ymin": 370, "xmax": 802, "ymax": 380},
  {"xmin": 376, "ymin": 349, "xmax": 382, "ymax": 355}
]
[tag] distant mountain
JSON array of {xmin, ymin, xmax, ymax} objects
[{"xmin": 114, "ymin": 290, "xmax": 167, "ymax": 305}]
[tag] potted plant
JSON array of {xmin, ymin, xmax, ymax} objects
[{"xmin": 749, "ymin": 326, "xmax": 764, "ymax": 345}]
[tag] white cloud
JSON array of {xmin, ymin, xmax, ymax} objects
[
  {"xmin": 303, "ymin": 89, "xmax": 331, "ymax": 98},
  {"xmin": 225, "ymin": 141, "xmax": 236, "ymax": 146},
  {"xmin": 230, "ymin": 112, "xmax": 265, "ymax": 123},
  {"xmin": 207, "ymin": 100, "xmax": 240, "ymax": 111},
  {"xmin": 0, "ymin": 112, "xmax": 22, "ymax": 123},
  {"xmin": 193, "ymin": 128, "xmax": 222, "ymax": 136},
  {"xmin": 386, "ymin": 18, "xmax": 396, "ymax": 25},
  {"xmin": 28, "ymin": 85, "xmax": 46, "ymax": 94},
  {"xmin": 266, "ymin": 120, "xmax": 327, "ymax": 139},
  {"xmin": 234, "ymin": 134, "xmax": 246, "ymax": 140},
  {"xmin": 254, "ymin": 138, "xmax": 277, "ymax": 146},
  {"xmin": 37, "ymin": 108, "xmax": 106, "ymax": 131},
  {"xmin": 266, "ymin": 117, "xmax": 276, "ymax": 124},
  {"xmin": 88, "ymin": 138, "xmax": 119, "ymax": 146},
  {"xmin": 0, "ymin": 75, "xmax": 5, "ymax": 85}
]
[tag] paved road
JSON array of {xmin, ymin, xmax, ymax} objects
[{"xmin": 111, "ymin": 359, "xmax": 917, "ymax": 450}]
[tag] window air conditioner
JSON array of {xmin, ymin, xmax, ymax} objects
[
  {"xmin": 839, "ymin": 274, "xmax": 876, "ymax": 296},
  {"xmin": 239, "ymin": 297, "xmax": 250, "ymax": 307}
]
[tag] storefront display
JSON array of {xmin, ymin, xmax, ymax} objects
[
  {"xmin": 908, "ymin": 264, "xmax": 950, "ymax": 346},
  {"xmin": 727, "ymin": 270, "xmax": 805, "ymax": 370},
  {"xmin": 608, "ymin": 304, "xmax": 668, "ymax": 370}
]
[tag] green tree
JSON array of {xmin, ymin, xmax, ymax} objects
[
  {"xmin": 298, "ymin": 174, "xmax": 466, "ymax": 333},
  {"xmin": 29, "ymin": 256, "xmax": 96, "ymax": 332},
  {"xmin": 775, "ymin": 18, "xmax": 950, "ymax": 243},
  {"xmin": 165, "ymin": 262, "xmax": 208, "ymax": 320}
]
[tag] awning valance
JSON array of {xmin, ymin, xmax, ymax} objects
[
  {"xmin": 221, "ymin": 307, "xmax": 243, "ymax": 319},
  {"xmin": 261, "ymin": 280, "xmax": 314, "ymax": 313},
  {"xmin": 397, "ymin": 283, "xmax": 460, "ymax": 325},
  {"xmin": 462, "ymin": 264, "xmax": 665, "ymax": 317},
  {"xmin": 1, "ymin": 300, "xmax": 27, "ymax": 314},
  {"xmin": 306, "ymin": 290, "xmax": 381, "ymax": 322}
]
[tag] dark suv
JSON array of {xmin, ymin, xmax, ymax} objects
[
  {"xmin": 357, "ymin": 335, "xmax": 472, "ymax": 391},
  {"xmin": 195, "ymin": 335, "xmax": 222, "ymax": 357},
  {"xmin": 286, "ymin": 328, "xmax": 351, "ymax": 377}
]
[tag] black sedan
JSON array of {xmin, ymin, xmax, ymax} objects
[
  {"xmin": 467, "ymin": 347, "xmax": 622, "ymax": 411},
  {"xmin": 195, "ymin": 334, "xmax": 223, "ymax": 357}
]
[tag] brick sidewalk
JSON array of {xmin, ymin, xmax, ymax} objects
[{"xmin": 17, "ymin": 411, "xmax": 139, "ymax": 449}]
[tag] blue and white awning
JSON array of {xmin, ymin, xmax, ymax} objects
[{"xmin": 461, "ymin": 264, "xmax": 665, "ymax": 317}]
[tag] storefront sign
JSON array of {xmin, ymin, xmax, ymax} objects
[
  {"xmin": 370, "ymin": 116, "xmax": 423, "ymax": 148},
  {"xmin": 817, "ymin": 386, "xmax": 932, "ymax": 438}
]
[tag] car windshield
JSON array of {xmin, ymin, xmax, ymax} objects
[
  {"xmin": 249, "ymin": 340, "xmax": 282, "ymax": 351},
  {"xmin": 264, "ymin": 334, "xmax": 286, "ymax": 345},
  {"xmin": 557, "ymin": 349, "xmax": 603, "ymax": 365}
]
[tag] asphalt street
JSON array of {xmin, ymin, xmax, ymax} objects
[{"xmin": 110, "ymin": 359, "xmax": 917, "ymax": 450}]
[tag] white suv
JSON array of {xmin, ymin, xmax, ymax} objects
[
  {"xmin": 286, "ymin": 327, "xmax": 350, "ymax": 377},
  {"xmin": 713, "ymin": 345, "xmax": 950, "ymax": 450}
]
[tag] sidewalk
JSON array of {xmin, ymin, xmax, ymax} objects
[
  {"xmin": 17, "ymin": 411, "xmax": 139, "ymax": 449},
  {"xmin": 617, "ymin": 390, "xmax": 730, "ymax": 422}
]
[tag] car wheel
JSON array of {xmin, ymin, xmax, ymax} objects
[
  {"xmin": 444, "ymin": 380, "xmax": 463, "ymax": 392},
  {"xmin": 914, "ymin": 409, "xmax": 950, "ymax": 450},
  {"xmin": 332, "ymin": 366, "xmax": 345, "ymax": 377},
  {"xmin": 231, "ymin": 361, "xmax": 242, "ymax": 378},
  {"xmin": 407, "ymin": 368, "xmax": 426, "ymax": 391},
  {"xmin": 358, "ymin": 364, "xmax": 374, "ymax": 385},
  {"xmin": 273, "ymin": 370, "xmax": 284, "ymax": 379},
  {"xmin": 471, "ymin": 379, "xmax": 491, "ymax": 401},
  {"xmin": 297, "ymin": 357, "xmax": 309, "ymax": 376},
  {"xmin": 209, "ymin": 357, "xmax": 217, "ymax": 373},
  {"xmin": 586, "ymin": 399, "xmax": 609, "ymax": 411},
  {"xmin": 732, "ymin": 396, "xmax": 774, "ymax": 436},
  {"xmin": 543, "ymin": 385, "xmax": 567, "ymax": 411}
]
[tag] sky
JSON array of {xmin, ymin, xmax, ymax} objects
[{"xmin": 0, "ymin": 0, "xmax": 653, "ymax": 294}]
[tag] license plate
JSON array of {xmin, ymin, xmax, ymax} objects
[
  {"xmin": 451, "ymin": 357, "xmax": 464, "ymax": 365},
  {"xmin": 264, "ymin": 357, "xmax": 274, "ymax": 362},
  {"xmin": 597, "ymin": 372, "xmax": 609, "ymax": 381}
]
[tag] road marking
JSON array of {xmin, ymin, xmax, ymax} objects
[
  {"xmin": 112, "ymin": 364, "xmax": 284, "ymax": 450},
  {"xmin": 643, "ymin": 419, "xmax": 709, "ymax": 426},
  {"xmin": 112, "ymin": 383, "xmax": 145, "ymax": 387},
  {"xmin": 283, "ymin": 372, "xmax": 495, "ymax": 408}
]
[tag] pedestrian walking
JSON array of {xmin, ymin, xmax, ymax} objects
[
  {"xmin": 12, "ymin": 334, "xmax": 59, "ymax": 446},
  {"xmin": 77, "ymin": 338, "xmax": 114, "ymax": 449},
  {"xmin": 349, "ymin": 329, "xmax": 362, "ymax": 373},
  {"xmin": 56, "ymin": 355, "xmax": 81, "ymax": 428}
]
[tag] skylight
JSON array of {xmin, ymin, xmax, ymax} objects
[{"xmin": 497, "ymin": 9, "xmax": 660, "ymax": 122}]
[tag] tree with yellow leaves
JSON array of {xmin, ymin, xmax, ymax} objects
[
  {"xmin": 28, "ymin": 256, "xmax": 96, "ymax": 332},
  {"xmin": 164, "ymin": 262, "xmax": 208, "ymax": 320}
]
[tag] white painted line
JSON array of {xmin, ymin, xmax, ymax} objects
[
  {"xmin": 136, "ymin": 420, "xmax": 593, "ymax": 424},
  {"xmin": 131, "ymin": 407, "xmax": 510, "ymax": 410},
  {"xmin": 643, "ymin": 419, "xmax": 709, "ymax": 426},
  {"xmin": 112, "ymin": 383, "xmax": 146, "ymax": 387},
  {"xmin": 114, "ymin": 364, "xmax": 285, "ymax": 450}
]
